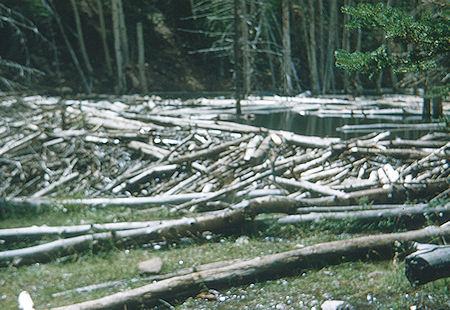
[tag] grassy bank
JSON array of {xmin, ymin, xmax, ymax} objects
[{"xmin": 1, "ymin": 202, "xmax": 449, "ymax": 309}]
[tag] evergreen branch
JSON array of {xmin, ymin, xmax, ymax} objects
[
  {"xmin": 342, "ymin": 3, "xmax": 450, "ymax": 51},
  {"xmin": 335, "ymin": 45, "xmax": 393, "ymax": 75}
]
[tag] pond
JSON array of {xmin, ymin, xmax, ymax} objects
[{"xmin": 231, "ymin": 110, "xmax": 431, "ymax": 140}]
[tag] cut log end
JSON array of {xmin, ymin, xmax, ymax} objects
[{"xmin": 405, "ymin": 244, "xmax": 450, "ymax": 286}]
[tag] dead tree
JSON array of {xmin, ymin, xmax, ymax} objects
[
  {"xmin": 233, "ymin": 0, "xmax": 249, "ymax": 115},
  {"xmin": 281, "ymin": 0, "xmax": 294, "ymax": 95},
  {"xmin": 96, "ymin": 0, "xmax": 113, "ymax": 76},
  {"xmin": 70, "ymin": 0, "xmax": 93, "ymax": 86},
  {"xmin": 111, "ymin": 0, "xmax": 126, "ymax": 92}
]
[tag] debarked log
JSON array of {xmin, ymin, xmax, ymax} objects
[
  {"xmin": 405, "ymin": 243, "xmax": 450, "ymax": 286},
  {"xmin": 51, "ymin": 224, "xmax": 450, "ymax": 310},
  {"xmin": 274, "ymin": 176, "xmax": 350, "ymax": 199},
  {"xmin": 0, "ymin": 234, "xmax": 109, "ymax": 267},
  {"xmin": 0, "ymin": 220, "xmax": 187, "ymax": 242},
  {"xmin": 278, "ymin": 204, "xmax": 449, "ymax": 224},
  {"xmin": 3, "ymin": 193, "xmax": 215, "ymax": 211}
]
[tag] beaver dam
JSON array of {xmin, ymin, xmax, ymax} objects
[{"xmin": 0, "ymin": 94, "xmax": 449, "ymax": 309}]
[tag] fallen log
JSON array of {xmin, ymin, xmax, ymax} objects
[
  {"xmin": 0, "ymin": 209, "xmax": 246, "ymax": 266},
  {"xmin": 400, "ymin": 142, "xmax": 450, "ymax": 178},
  {"xmin": 0, "ymin": 234, "xmax": 104, "ymax": 267},
  {"xmin": 0, "ymin": 220, "xmax": 188, "ymax": 242},
  {"xmin": 274, "ymin": 176, "xmax": 350, "ymax": 199},
  {"xmin": 294, "ymin": 203, "xmax": 428, "ymax": 214},
  {"xmin": 0, "ymin": 224, "xmax": 92, "ymax": 241},
  {"xmin": 111, "ymin": 164, "xmax": 178, "ymax": 194},
  {"xmin": 278, "ymin": 204, "xmax": 449, "ymax": 224},
  {"xmin": 170, "ymin": 170, "xmax": 273, "ymax": 212},
  {"xmin": 169, "ymin": 134, "xmax": 252, "ymax": 164},
  {"xmin": 31, "ymin": 172, "xmax": 80, "ymax": 198},
  {"xmin": 279, "ymin": 130, "xmax": 340, "ymax": 148},
  {"xmin": 5, "ymin": 193, "xmax": 214, "ymax": 210},
  {"xmin": 127, "ymin": 141, "xmax": 170, "ymax": 159},
  {"xmin": 337, "ymin": 122, "xmax": 446, "ymax": 133},
  {"xmin": 0, "ymin": 131, "xmax": 41, "ymax": 157},
  {"xmin": 121, "ymin": 113, "xmax": 263, "ymax": 134},
  {"xmin": 0, "ymin": 196, "xmax": 300, "ymax": 266},
  {"xmin": 405, "ymin": 243, "xmax": 450, "ymax": 286},
  {"xmin": 349, "ymin": 147, "xmax": 434, "ymax": 159},
  {"xmin": 51, "ymin": 223, "xmax": 450, "ymax": 310},
  {"xmin": 51, "ymin": 259, "xmax": 243, "ymax": 298}
]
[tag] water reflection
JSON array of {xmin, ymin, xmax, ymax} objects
[{"xmin": 233, "ymin": 111, "xmax": 428, "ymax": 139}]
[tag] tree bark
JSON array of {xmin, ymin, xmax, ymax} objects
[
  {"xmin": 341, "ymin": 0, "xmax": 351, "ymax": 93},
  {"xmin": 111, "ymin": 0, "xmax": 125, "ymax": 93},
  {"xmin": 317, "ymin": 0, "xmax": 325, "ymax": 89},
  {"xmin": 70, "ymin": 0, "xmax": 93, "ymax": 82},
  {"xmin": 281, "ymin": 0, "xmax": 294, "ymax": 95},
  {"xmin": 233, "ymin": 0, "xmax": 249, "ymax": 114},
  {"xmin": 51, "ymin": 224, "xmax": 450, "ymax": 310},
  {"xmin": 431, "ymin": 96, "xmax": 443, "ymax": 119},
  {"xmin": 322, "ymin": 0, "xmax": 337, "ymax": 93},
  {"xmin": 385, "ymin": 0, "xmax": 398, "ymax": 92},
  {"xmin": 117, "ymin": 0, "xmax": 129, "ymax": 64},
  {"xmin": 278, "ymin": 204, "xmax": 449, "ymax": 224},
  {"xmin": 306, "ymin": 0, "xmax": 320, "ymax": 95},
  {"xmin": 405, "ymin": 243, "xmax": 450, "ymax": 286},
  {"xmin": 96, "ymin": 0, "xmax": 113, "ymax": 77},
  {"xmin": 136, "ymin": 22, "xmax": 148, "ymax": 93}
]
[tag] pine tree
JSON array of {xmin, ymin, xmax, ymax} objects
[{"xmin": 335, "ymin": 2, "xmax": 449, "ymax": 118}]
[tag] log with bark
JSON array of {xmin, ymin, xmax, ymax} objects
[
  {"xmin": 0, "ymin": 209, "xmax": 246, "ymax": 266},
  {"xmin": 405, "ymin": 243, "xmax": 450, "ymax": 286}
]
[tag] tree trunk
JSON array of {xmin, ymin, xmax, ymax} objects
[
  {"xmin": 96, "ymin": 0, "xmax": 113, "ymax": 76},
  {"xmin": 136, "ymin": 22, "xmax": 148, "ymax": 93},
  {"xmin": 298, "ymin": 1, "xmax": 312, "ymax": 93},
  {"xmin": 431, "ymin": 96, "xmax": 443, "ymax": 119},
  {"xmin": 70, "ymin": 0, "xmax": 93, "ymax": 84},
  {"xmin": 242, "ymin": 0, "xmax": 250, "ymax": 96},
  {"xmin": 423, "ymin": 75, "xmax": 431, "ymax": 120},
  {"xmin": 111, "ymin": 0, "xmax": 125, "ymax": 93},
  {"xmin": 317, "ymin": 0, "xmax": 325, "ymax": 89},
  {"xmin": 405, "ymin": 243, "xmax": 450, "ymax": 286},
  {"xmin": 354, "ymin": 27, "xmax": 363, "ymax": 95},
  {"xmin": 341, "ymin": 0, "xmax": 351, "ymax": 93},
  {"xmin": 385, "ymin": 0, "xmax": 398, "ymax": 92},
  {"xmin": 264, "ymin": 22, "xmax": 277, "ymax": 91},
  {"xmin": 117, "ymin": 0, "xmax": 129, "ymax": 64},
  {"xmin": 233, "ymin": 0, "xmax": 246, "ymax": 114},
  {"xmin": 323, "ymin": 0, "xmax": 337, "ymax": 93},
  {"xmin": 281, "ymin": 0, "xmax": 294, "ymax": 95},
  {"xmin": 307, "ymin": 0, "xmax": 320, "ymax": 95}
]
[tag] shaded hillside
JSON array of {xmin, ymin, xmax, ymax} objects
[{"xmin": 0, "ymin": 0, "xmax": 447, "ymax": 95}]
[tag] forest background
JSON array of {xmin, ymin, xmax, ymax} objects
[{"xmin": 0, "ymin": 0, "xmax": 447, "ymax": 97}]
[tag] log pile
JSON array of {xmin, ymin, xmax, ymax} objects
[
  {"xmin": 1, "ymin": 94, "xmax": 449, "ymax": 308},
  {"xmin": 0, "ymin": 95, "xmax": 448, "ymax": 209}
]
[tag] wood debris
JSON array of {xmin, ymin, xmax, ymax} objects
[
  {"xmin": 0, "ymin": 95, "xmax": 448, "ymax": 208},
  {"xmin": 1, "ymin": 94, "xmax": 449, "ymax": 308}
]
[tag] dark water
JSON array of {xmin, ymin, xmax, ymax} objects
[{"xmin": 233, "ymin": 111, "xmax": 429, "ymax": 139}]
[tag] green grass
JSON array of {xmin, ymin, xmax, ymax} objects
[{"xmin": 0, "ymin": 202, "xmax": 449, "ymax": 309}]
